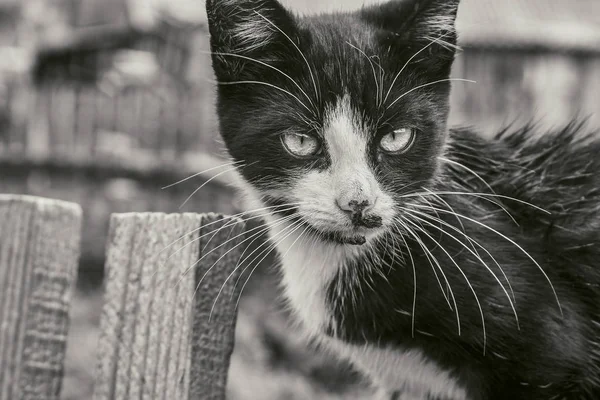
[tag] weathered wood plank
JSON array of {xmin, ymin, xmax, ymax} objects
[
  {"xmin": 0, "ymin": 194, "xmax": 82, "ymax": 400},
  {"xmin": 93, "ymin": 212, "xmax": 246, "ymax": 400},
  {"xmin": 189, "ymin": 213, "xmax": 247, "ymax": 400}
]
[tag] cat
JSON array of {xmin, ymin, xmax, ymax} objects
[{"xmin": 204, "ymin": 0, "xmax": 600, "ymax": 398}]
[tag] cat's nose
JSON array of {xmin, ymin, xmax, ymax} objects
[
  {"xmin": 337, "ymin": 198, "xmax": 382, "ymax": 228},
  {"xmin": 337, "ymin": 199, "xmax": 373, "ymax": 215}
]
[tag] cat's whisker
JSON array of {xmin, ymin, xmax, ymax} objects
[
  {"xmin": 230, "ymin": 215, "xmax": 301, "ymax": 289},
  {"xmin": 427, "ymin": 184, "xmax": 519, "ymax": 227},
  {"xmin": 439, "ymin": 156, "xmax": 498, "ymax": 196},
  {"xmin": 192, "ymin": 214, "xmax": 299, "ymax": 306},
  {"xmin": 394, "ymin": 219, "xmax": 455, "ymax": 314},
  {"xmin": 396, "ymin": 228, "xmax": 418, "ymax": 338},
  {"xmin": 253, "ymin": 11, "xmax": 321, "ymax": 106},
  {"xmin": 403, "ymin": 207, "xmax": 520, "ymax": 330},
  {"xmin": 386, "ymin": 78, "xmax": 476, "ymax": 110},
  {"xmin": 400, "ymin": 191, "xmax": 551, "ymax": 214},
  {"xmin": 383, "ymin": 31, "xmax": 452, "ymax": 105},
  {"xmin": 413, "ymin": 193, "xmax": 516, "ymax": 304},
  {"xmin": 232, "ymin": 219, "xmax": 309, "ymax": 313},
  {"xmin": 410, "ymin": 203, "xmax": 563, "ymax": 317},
  {"xmin": 179, "ymin": 163, "xmax": 249, "ymax": 210},
  {"xmin": 212, "ymin": 216, "xmax": 287, "ymax": 312},
  {"xmin": 199, "ymin": 201, "xmax": 305, "ymax": 254},
  {"xmin": 215, "ymin": 80, "xmax": 314, "ymax": 115},
  {"xmin": 183, "ymin": 212, "xmax": 298, "ymax": 292},
  {"xmin": 161, "ymin": 159, "xmax": 243, "ymax": 189},
  {"xmin": 395, "ymin": 219, "xmax": 460, "ymax": 336},
  {"xmin": 207, "ymin": 215, "xmax": 302, "ymax": 323},
  {"xmin": 164, "ymin": 207, "xmax": 299, "ymax": 287},
  {"xmin": 419, "ymin": 190, "xmax": 468, "ymax": 243},
  {"xmin": 403, "ymin": 217, "xmax": 487, "ymax": 353},
  {"xmin": 156, "ymin": 201, "xmax": 305, "ymax": 260}
]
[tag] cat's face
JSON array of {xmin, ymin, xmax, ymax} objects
[{"xmin": 207, "ymin": 0, "xmax": 459, "ymax": 246}]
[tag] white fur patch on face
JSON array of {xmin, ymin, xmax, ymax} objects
[
  {"xmin": 327, "ymin": 339, "xmax": 468, "ymax": 400},
  {"xmin": 292, "ymin": 94, "xmax": 396, "ymax": 241},
  {"xmin": 232, "ymin": 94, "xmax": 398, "ymax": 337}
]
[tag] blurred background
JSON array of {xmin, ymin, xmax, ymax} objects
[{"xmin": 0, "ymin": 0, "xmax": 598, "ymax": 398}]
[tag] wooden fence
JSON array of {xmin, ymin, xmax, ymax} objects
[{"xmin": 0, "ymin": 194, "xmax": 247, "ymax": 400}]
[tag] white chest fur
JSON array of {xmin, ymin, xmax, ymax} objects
[
  {"xmin": 271, "ymin": 225, "xmax": 468, "ymax": 400},
  {"xmin": 269, "ymin": 223, "xmax": 347, "ymax": 336}
]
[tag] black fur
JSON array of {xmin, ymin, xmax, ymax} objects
[
  {"xmin": 328, "ymin": 123, "xmax": 600, "ymax": 399},
  {"xmin": 205, "ymin": 0, "xmax": 600, "ymax": 398}
]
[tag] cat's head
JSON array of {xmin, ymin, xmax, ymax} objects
[{"xmin": 206, "ymin": 0, "xmax": 460, "ymax": 246}]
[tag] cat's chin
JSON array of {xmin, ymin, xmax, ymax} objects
[
  {"xmin": 307, "ymin": 225, "xmax": 383, "ymax": 246},
  {"xmin": 322, "ymin": 232, "xmax": 367, "ymax": 246}
]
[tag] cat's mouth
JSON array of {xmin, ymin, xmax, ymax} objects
[
  {"xmin": 321, "ymin": 230, "xmax": 367, "ymax": 245},
  {"xmin": 264, "ymin": 201, "xmax": 384, "ymax": 246},
  {"xmin": 302, "ymin": 222, "xmax": 379, "ymax": 246}
]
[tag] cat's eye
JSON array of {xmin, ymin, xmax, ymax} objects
[
  {"xmin": 281, "ymin": 132, "xmax": 320, "ymax": 158},
  {"xmin": 380, "ymin": 128, "xmax": 416, "ymax": 154}
]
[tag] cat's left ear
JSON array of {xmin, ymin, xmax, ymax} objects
[
  {"xmin": 361, "ymin": 0, "xmax": 460, "ymax": 74},
  {"xmin": 206, "ymin": 0, "xmax": 298, "ymax": 80}
]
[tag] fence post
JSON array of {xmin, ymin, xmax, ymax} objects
[
  {"xmin": 0, "ymin": 194, "xmax": 82, "ymax": 400},
  {"xmin": 93, "ymin": 212, "xmax": 246, "ymax": 400}
]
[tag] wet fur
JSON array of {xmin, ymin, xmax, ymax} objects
[{"xmin": 205, "ymin": 0, "xmax": 600, "ymax": 398}]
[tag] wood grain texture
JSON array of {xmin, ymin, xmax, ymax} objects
[
  {"xmin": 0, "ymin": 194, "xmax": 82, "ymax": 400},
  {"xmin": 189, "ymin": 213, "xmax": 247, "ymax": 400},
  {"xmin": 93, "ymin": 212, "xmax": 246, "ymax": 400}
]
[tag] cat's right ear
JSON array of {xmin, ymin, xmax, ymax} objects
[
  {"xmin": 360, "ymin": 0, "xmax": 460, "ymax": 75},
  {"xmin": 206, "ymin": 0, "xmax": 298, "ymax": 80}
]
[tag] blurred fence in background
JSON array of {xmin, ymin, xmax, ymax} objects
[
  {"xmin": 0, "ymin": 0, "xmax": 599, "ymax": 284},
  {"xmin": 0, "ymin": 0, "xmax": 238, "ymax": 283}
]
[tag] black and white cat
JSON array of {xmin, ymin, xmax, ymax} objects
[{"xmin": 205, "ymin": 0, "xmax": 600, "ymax": 398}]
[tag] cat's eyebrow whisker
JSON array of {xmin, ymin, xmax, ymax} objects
[
  {"xmin": 422, "ymin": 35, "xmax": 462, "ymax": 52},
  {"xmin": 207, "ymin": 50, "xmax": 317, "ymax": 111},
  {"xmin": 403, "ymin": 217, "xmax": 487, "ymax": 353},
  {"xmin": 253, "ymin": 10, "xmax": 321, "ymax": 105},
  {"xmin": 410, "ymin": 203, "xmax": 563, "ymax": 317},
  {"xmin": 386, "ymin": 78, "xmax": 477, "ymax": 110},
  {"xmin": 403, "ymin": 206, "xmax": 520, "ymax": 330},
  {"xmin": 345, "ymin": 41, "xmax": 382, "ymax": 108},
  {"xmin": 383, "ymin": 31, "xmax": 452, "ymax": 105},
  {"xmin": 214, "ymin": 80, "xmax": 314, "ymax": 115},
  {"xmin": 161, "ymin": 159, "xmax": 243, "ymax": 189}
]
